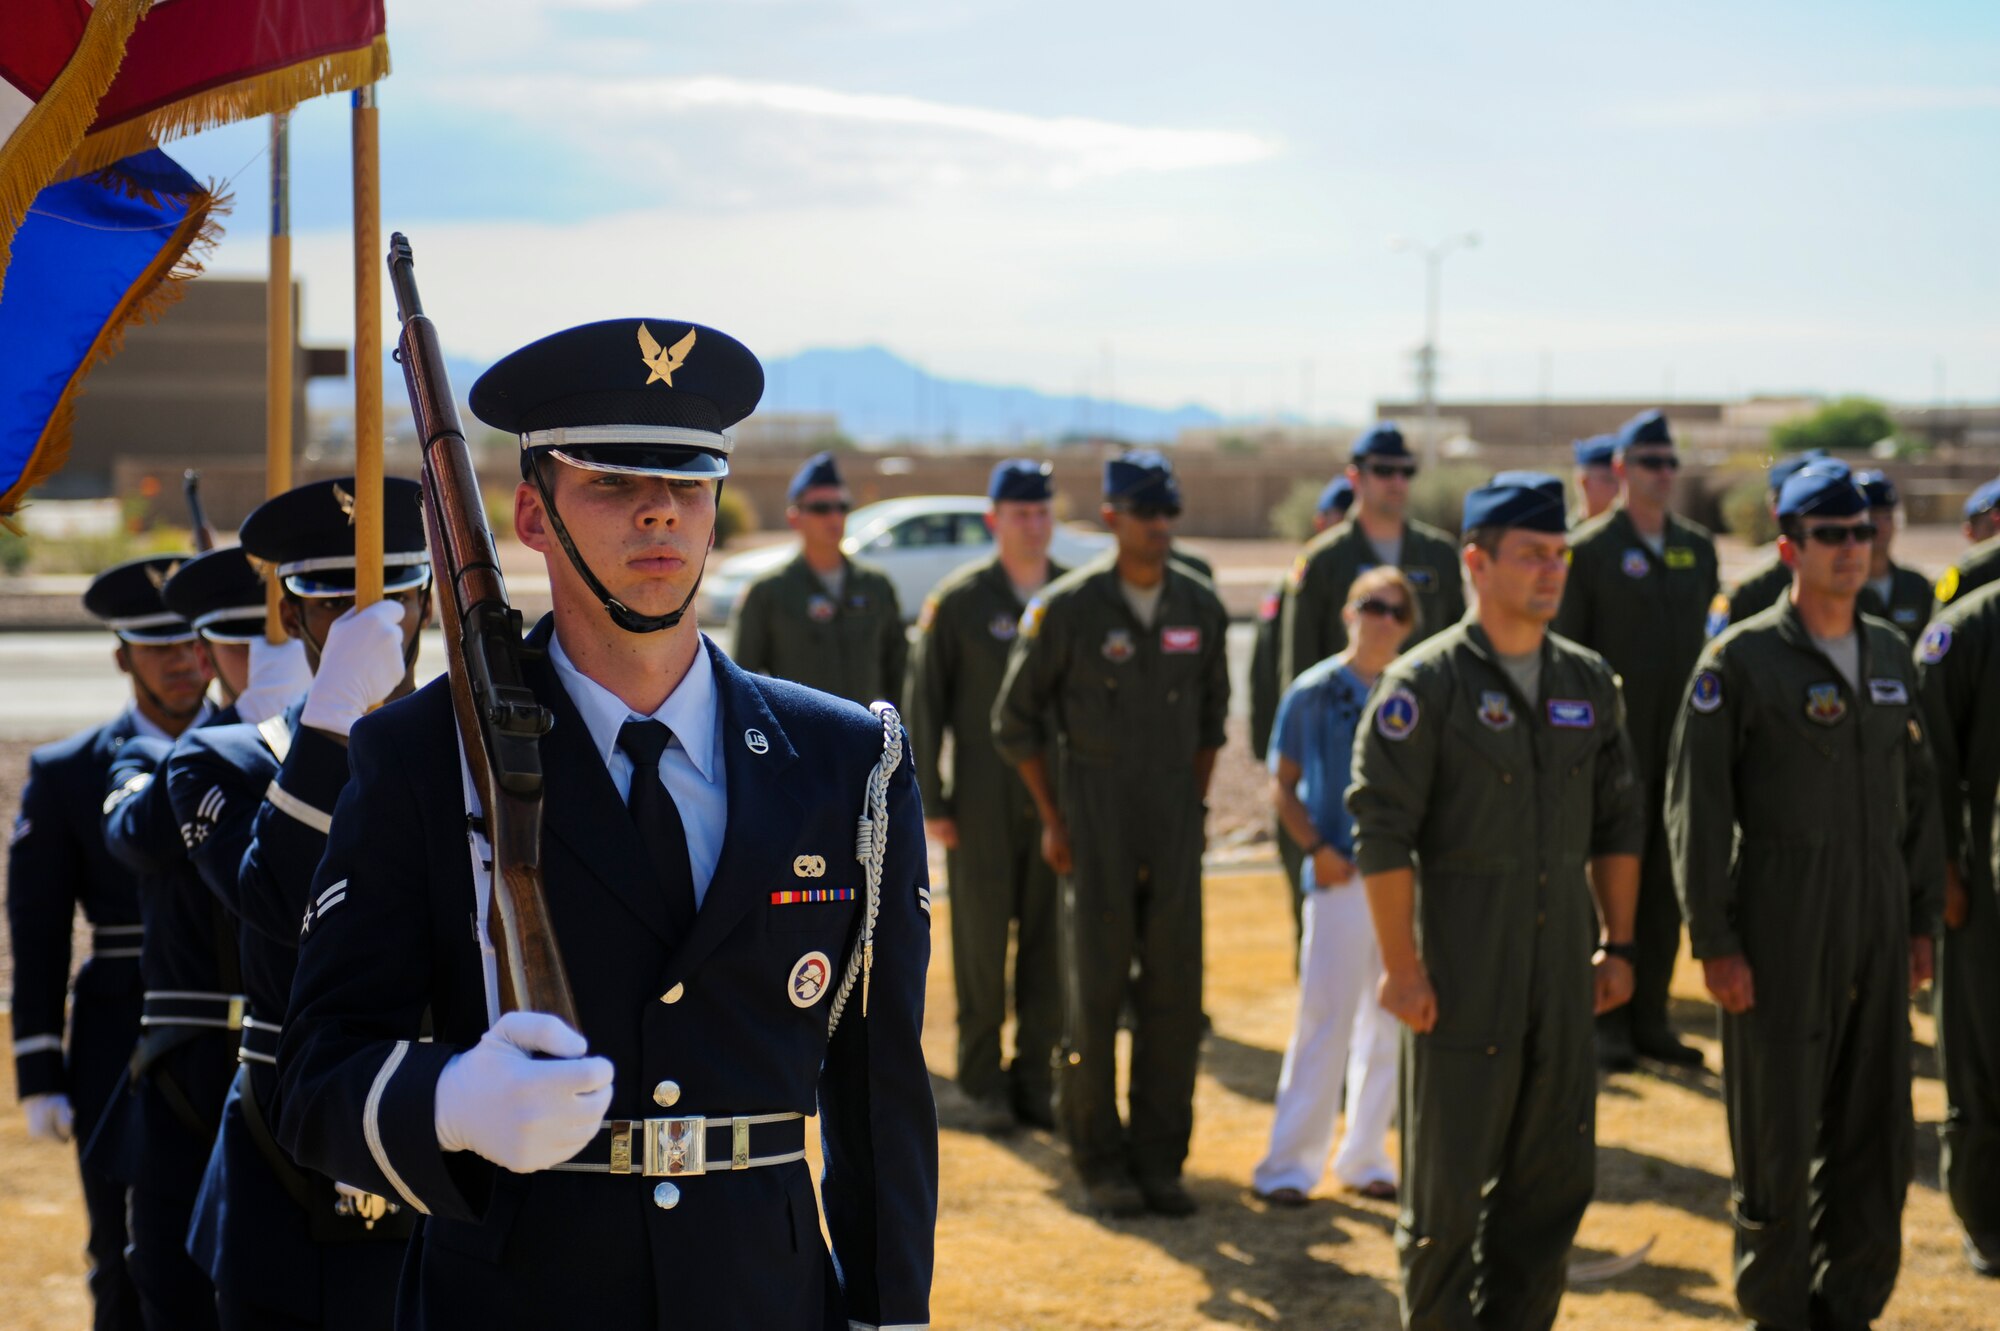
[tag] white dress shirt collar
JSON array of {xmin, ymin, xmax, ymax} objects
[{"xmin": 546, "ymin": 632, "xmax": 720, "ymax": 784}]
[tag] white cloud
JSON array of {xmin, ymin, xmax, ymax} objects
[{"xmin": 443, "ymin": 74, "xmax": 1278, "ymax": 192}]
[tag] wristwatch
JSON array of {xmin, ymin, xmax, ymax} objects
[{"xmin": 1599, "ymin": 941, "xmax": 1638, "ymax": 963}]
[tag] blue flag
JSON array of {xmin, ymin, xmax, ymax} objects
[{"xmin": 0, "ymin": 148, "xmax": 221, "ymax": 518}]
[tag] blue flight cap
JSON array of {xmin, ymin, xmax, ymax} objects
[
  {"xmin": 1767, "ymin": 449, "xmax": 1833, "ymax": 493},
  {"xmin": 1853, "ymin": 470, "xmax": 1898, "ymax": 510},
  {"xmin": 787, "ymin": 450, "xmax": 844, "ymax": 503},
  {"xmin": 1463, "ymin": 471, "xmax": 1567, "ymax": 534},
  {"xmin": 239, "ymin": 478, "xmax": 431, "ymax": 599},
  {"xmin": 1777, "ymin": 463, "xmax": 1868, "ymax": 519},
  {"xmin": 84, "ymin": 554, "xmax": 198, "ymax": 643},
  {"xmin": 1103, "ymin": 450, "xmax": 1181, "ymax": 508},
  {"xmin": 988, "ymin": 458, "xmax": 1054, "ymax": 503},
  {"xmin": 162, "ymin": 547, "xmax": 266, "ymax": 643},
  {"xmin": 469, "ymin": 318, "xmax": 763, "ymax": 482},
  {"xmin": 1963, "ymin": 478, "xmax": 2000, "ymax": 520},
  {"xmin": 1350, "ymin": 422, "xmax": 1411, "ymax": 462},
  {"xmin": 1614, "ymin": 409, "xmax": 1672, "ymax": 454},
  {"xmin": 1572, "ymin": 434, "xmax": 1617, "ymax": 467},
  {"xmin": 1316, "ymin": 475, "xmax": 1355, "ymax": 516}
]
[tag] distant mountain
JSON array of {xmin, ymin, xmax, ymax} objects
[
  {"xmin": 313, "ymin": 344, "xmax": 1221, "ymax": 445},
  {"xmin": 759, "ymin": 346, "xmax": 1219, "ymax": 444}
]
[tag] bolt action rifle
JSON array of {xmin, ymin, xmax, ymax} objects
[
  {"xmin": 387, "ymin": 233, "xmax": 579, "ymax": 1028},
  {"xmin": 183, "ymin": 470, "xmax": 216, "ymax": 552}
]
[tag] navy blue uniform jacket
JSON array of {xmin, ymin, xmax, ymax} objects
[
  {"xmin": 8, "ymin": 716, "xmax": 145, "ymax": 1134},
  {"xmin": 276, "ymin": 629, "xmax": 939, "ymax": 1330}
]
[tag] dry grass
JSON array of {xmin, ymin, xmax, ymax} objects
[{"xmin": 0, "ymin": 866, "xmax": 1985, "ymax": 1329}]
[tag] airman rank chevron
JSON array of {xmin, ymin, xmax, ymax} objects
[{"xmin": 771, "ymin": 888, "xmax": 856, "ymax": 905}]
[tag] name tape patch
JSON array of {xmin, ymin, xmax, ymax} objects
[
  {"xmin": 1161, "ymin": 626, "xmax": 1202, "ymax": 654},
  {"xmin": 1547, "ymin": 699, "xmax": 1596, "ymax": 728}
]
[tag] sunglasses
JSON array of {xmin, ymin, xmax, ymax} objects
[
  {"xmin": 1364, "ymin": 462, "xmax": 1418, "ymax": 480},
  {"xmin": 1801, "ymin": 522, "xmax": 1878, "ymax": 546},
  {"xmin": 1119, "ymin": 502, "xmax": 1182, "ymax": 521},
  {"xmin": 1352, "ymin": 597, "xmax": 1412, "ymax": 623},
  {"xmin": 796, "ymin": 500, "xmax": 850, "ymax": 516},
  {"xmin": 1627, "ymin": 453, "xmax": 1681, "ymax": 472}
]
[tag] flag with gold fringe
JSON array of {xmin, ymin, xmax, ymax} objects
[
  {"xmin": 1, "ymin": 0, "xmax": 387, "ymax": 293},
  {"xmin": 0, "ymin": 149, "xmax": 224, "ymax": 520}
]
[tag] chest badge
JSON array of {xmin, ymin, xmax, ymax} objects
[
  {"xmin": 988, "ymin": 613, "xmax": 1017, "ymax": 642},
  {"xmin": 1102, "ymin": 628, "xmax": 1136, "ymax": 663},
  {"xmin": 1477, "ymin": 690, "xmax": 1515, "ymax": 730},
  {"xmin": 744, "ymin": 729, "xmax": 769, "ymax": 754},
  {"xmin": 1705, "ymin": 592, "xmax": 1730, "ymax": 640},
  {"xmin": 1868, "ymin": 678, "xmax": 1909, "ymax": 706},
  {"xmin": 793, "ymin": 854, "xmax": 826, "ymax": 878},
  {"xmin": 1805, "ymin": 683, "xmax": 1847, "ymax": 725},
  {"xmin": 1663, "ymin": 547, "xmax": 1697, "ymax": 570},
  {"xmin": 1375, "ymin": 686, "xmax": 1419, "ymax": 741},
  {"xmin": 789, "ymin": 951, "xmax": 832, "ymax": 1008},
  {"xmin": 1161, "ymin": 625, "xmax": 1202, "ymax": 654},
  {"xmin": 1621, "ymin": 549, "xmax": 1650, "ymax": 579},
  {"xmin": 1404, "ymin": 566, "xmax": 1435, "ymax": 589},
  {"xmin": 1690, "ymin": 669, "xmax": 1723, "ymax": 714},
  {"xmin": 1919, "ymin": 622, "xmax": 1953, "ymax": 664},
  {"xmin": 1547, "ymin": 699, "xmax": 1596, "ymax": 728},
  {"xmin": 807, "ymin": 594, "xmax": 836, "ymax": 624}
]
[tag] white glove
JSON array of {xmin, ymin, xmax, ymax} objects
[
  {"xmin": 236, "ymin": 637, "xmax": 312, "ymax": 725},
  {"xmin": 23, "ymin": 1093, "xmax": 73, "ymax": 1143},
  {"xmin": 434, "ymin": 1012, "xmax": 613, "ymax": 1174},
  {"xmin": 299, "ymin": 602, "xmax": 408, "ymax": 737}
]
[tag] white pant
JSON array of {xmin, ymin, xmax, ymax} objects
[{"xmin": 1253, "ymin": 879, "xmax": 1399, "ymax": 1194}]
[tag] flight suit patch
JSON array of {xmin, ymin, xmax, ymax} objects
[
  {"xmin": 988, "ymin": 613, "xmax": 1017, "ymax": 642},
  {"xmin": 1404, "ymin": 566, "xmax": 1435, "ymax": 589},
  {"xmin": 1546, "ymin": 699, "xmax": 1595, "ymax": 728},
  {"xmin": 1937, "ymin": 566, "xmax": 1961, "ymax": 603},
  {"xmin": 1258, "ymin": 590, "xmax": 1281, "ymax": 622},
  {"xmin": 1287, "ymin": 554, "xmax": 1310, "ymax": 591},
  {"xmin": 1704, "ymin": 592, "xmax": 1730, "ymax": 640},
  {"xmin": 916, "ymin": 597, "xmax": 938, "ymax": 632},
  {"xmin": 1663, "ymin": 547, "xmax": 1697, "ymax": 570},
  {"xmin": 1690, "ymin": 669, "xmax": 1723, "ymax": 714},
  {"xmin": 1621, "ymin": 549, "xmax": 1649, "ymax": 579},
  {"xmin": 1918, "ymin": 622, "xmax": 1953, "ymax": 664},
  {"xmin": 1805, "ymin": 683, "xmax": 1847, "ymax": 725},
  {"xmin": 1102, "ymin": 629, "xmax": 1135, "ymax": 663},
  {"xmin": 848, "ymin": 593, "xmax": 869, "ymax": 611},
  {"xmin": 1161, "ymin": 626, "xmax": 1201, "ymax": 654},
  {"xmin": 1020, "ymin": 600, "xmax": 1045, "ymax": 639},
  {"xmin": 807, "ymin": 594, "xmax": 836, "ymax": 624},
  {"xmin": 1375, "ymin": 687, "xmax": 1419, "ymax": 740},
  {"xmin": 788, "ymin": 951, "xmax": 832, "ymax": 1008},
  {"xmin": 1892, "ymin": 607, "xmax": 1920, "ymax": 625},
  {"xmin": 1867, "ymin": 678, "xmax": 1908, "ymax": 705},
  {"xmin": 1477, "ymin": 691, "xmax": 1515, "ymax": 730}
]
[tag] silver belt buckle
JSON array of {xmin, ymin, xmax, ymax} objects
[{"xmin": 643, "ymin": 1116, "xmax": 707, "ymax": 1177}]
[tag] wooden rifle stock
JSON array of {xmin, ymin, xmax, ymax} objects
[
  {"xmin": 183, "ymin": 471, "xmax": 216, "ymax": 553},
  {"xmin": 386, "ymin": 233, "xmax": 579, "ymax": 1029}
]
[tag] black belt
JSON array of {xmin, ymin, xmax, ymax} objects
[
  {"xmin": 238, "ymin": 1015, "xmax": 281, "ymax": 1066},
  {"xmin": 551, "ymin": 1114, "xmax": 807, "ymax": 1176},
  {"xmin": 142, "ymin": 990, "xmax": 245, "ymax": 1032},
  {"xmin": 91, "ymin": 924, "xmax": 143, "ymax": 960}
]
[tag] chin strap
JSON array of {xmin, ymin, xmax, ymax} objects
[
  {"xmin": 530, "ymin": 464, "xmax": 710, "ymax": 636},
  {"xmin": 132, "ymin": 671, "xmax": 204, "ymax": 725}
]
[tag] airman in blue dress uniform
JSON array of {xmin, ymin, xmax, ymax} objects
[
  {"xmin": 97, "ymin": 546, "xmax": 307, "ymax": 1331},
  {"xmin": 9, "ymin": 554, "xmax": 211, "ymax": 1330},
  {"xmin": 165, "ymin": 478, "xmax": 433, "ymax": 1329},
  {"xmin": 274, "ymin": 317, "xmax": 938, "ymax": 1330}
]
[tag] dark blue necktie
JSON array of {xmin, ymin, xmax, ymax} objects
[{"xmin": 617, "ymin": 720, "xmax": 698, "ymax": 943}]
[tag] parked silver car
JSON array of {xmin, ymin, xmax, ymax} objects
[{"xmin": 699, "ymin": 495, "xmax": 1112, "ymax": 624}]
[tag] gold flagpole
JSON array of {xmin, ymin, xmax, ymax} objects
[
  {"xmin": 352, "ymin": 84, "xmax": 384, "ymax": 608},
  {"xmin": 264, "ymin": 111, "xmax": 292, "ymax": 642}
]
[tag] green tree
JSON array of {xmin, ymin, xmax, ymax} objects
[
  {"xmin": 1268, "ymin": 478, "xmax": 1325, "ymax": 541},
  {"xmin": 1769, "ymin": 397, "xmax": 1899, "ymax": 457}
]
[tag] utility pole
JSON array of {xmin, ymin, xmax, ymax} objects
[{"xmin": 1391, "ymin": 232, "xmax": 1479, "ymax": 466}]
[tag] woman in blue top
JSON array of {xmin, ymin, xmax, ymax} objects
[{"xmin": 1253, "ymin": 566, "xmax": 1418, "ymax": 1206}]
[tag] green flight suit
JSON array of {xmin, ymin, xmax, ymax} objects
[
  {"xmin": 1726, "ymin": 553, "xmax": 1790, "ymax": 627},
  {"xmin": 904, "ymin": 555, "xmax": 1068, "ymax": 1115},
  {"xmin": 1280, "ymin": 518, "xmax": 1465, "ymax": 686},
  {"xmin": 1914, "ymin": 584, "xmax": 2000, "ymax": 1249},
  {"xmin": 1666, "ymin": 601, "xmax": 1943, "ymax": 1330},
  {"xmin": 993, "ymin": 554, "xmax": 1230, "ymax": 1186},
  {"xmin": 1249, "ymin": 574, "xmax": 1307, "ymax": 953},
  {"xmin": 1349, "ymin": 624, "xmax": 1643, "ymax": 1331},
  {"xmin": 1933, "ymin": 533, "xmax": 2000, "ymax": 613},
  {"xmin": 1552, "ymin": 507, "xmax": 1719, "ymax": 1050},
  {"xmin": 1169, "ymin": 545, "xmax": 1215, "ymax": 583},
  {"xmin": 732, "ymin": 552, "xmax": 906, "ymax": 706},
  {"xmin": 1733, "ymin": 553, "xmax": 1929, "ymax": 642}
]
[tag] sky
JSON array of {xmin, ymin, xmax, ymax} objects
[{"xmin": 168, "ymin": 0, "xmax": 2000, "ymax": 425}]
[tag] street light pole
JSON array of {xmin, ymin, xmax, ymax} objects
[{"xmin": 1392, "ymin": 232, "xmax": 1479, "ymax": 467}]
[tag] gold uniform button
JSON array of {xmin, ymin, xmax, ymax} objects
[
  {"xmin": 653, "ymin": 1181, "xmax": 681, "ymax": 1210},
  {"xmin": 654, "ymin": 1080, "xmax": 681, "ymax": 1108},
  {"xmin": 661, "ymin": 983, "xmax": 684, "ymax": 1005}
]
